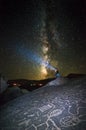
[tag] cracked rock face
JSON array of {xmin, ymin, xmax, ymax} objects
[{"xmin": 0, "ymin": 77, "xmax": 86, "ymax": 130}]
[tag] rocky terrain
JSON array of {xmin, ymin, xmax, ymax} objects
[{"xmin": 0, "ymin": 76, "xmax": 86, "ymax": 130}]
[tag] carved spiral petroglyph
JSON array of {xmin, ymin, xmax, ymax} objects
[{"xmin": 60, "ymin": 116, "xmax": 80, "ymax": 127}]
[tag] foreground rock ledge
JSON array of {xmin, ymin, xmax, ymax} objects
[{"xmin": 0, "ymin": 77, "xmax": 86, "ymax": 130}]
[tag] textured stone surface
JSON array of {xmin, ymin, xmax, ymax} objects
[{"xmin": 0, "ymin": 77, "xmax": 86, "ymax": 130}]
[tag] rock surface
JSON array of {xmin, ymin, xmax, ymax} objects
[
  {"xmin": 0, "ymin": 77, "xmax": 86, "ymax": 130},
  {"xmin": 0, "ymin": 87, "xmax": 29, "ymax": 105}
]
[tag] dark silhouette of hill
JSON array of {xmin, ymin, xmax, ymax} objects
[
  {"xmin": 66, "ymin": 73, "xmax": 86, "ymax": 78},
  {"xmin": 7, "ymin": 78, "xmax": 56, "ymax": 91}
]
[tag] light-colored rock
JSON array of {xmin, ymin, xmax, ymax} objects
[{"xmin": 47, "ymin": 77, "xmax": 68, "ymax": 86}]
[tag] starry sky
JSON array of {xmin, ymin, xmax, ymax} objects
[{"xmin": 0, "ymin": 0, "xmax": 86, "ymax": 80}]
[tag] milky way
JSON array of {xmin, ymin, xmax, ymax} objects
[{"xmin": 0, "ymin": 0, "xmax": 86, "ymax": 80}]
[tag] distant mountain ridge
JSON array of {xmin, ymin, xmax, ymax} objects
[
  {"xmin": 66, "ymin": 73, "xmax": 86, "ymax": 78},
  {"xmin": 7, "ymin": 78, "xmax": 55, "ymax": 84},
  {"xmin": 7, "ymin": 78, "xmax": 56, "ymax": 91}
]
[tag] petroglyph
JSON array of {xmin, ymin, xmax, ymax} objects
[
  {"xmin": 18, "ymin": 119, "xmax": 31, "ymax": 127},
  {"xmin": 27, "ymin": 114, "xmax": 35, "ymax": 118},
  {"xmin": 49, "ymin": 109, "xmax": 63, "ymax": 117},
  {"xmin": 60, "ymin": 116, "xmax": 80, "ymax": 127},
  {"xmin": 16, "ymin": 98, "xmax": 86, "ymax": 130},
  {"xmin": 39, "ymin": 104, "xmax": 52, "ymax": 112},
  {"xmin": 79, "ymin": 114, "xmax": 86, "ymax": 121},
  {"xmin": 45, "ymin": 119, "xmax": 61, "ymax": 130},
  {"xmin": 0, "ymin": 77, "xmax": 86, "ymax": 130}
]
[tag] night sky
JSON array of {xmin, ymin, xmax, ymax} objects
[{"xmin": 0, "ymin": 0, "xmax": 86, "ymax": 80}]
